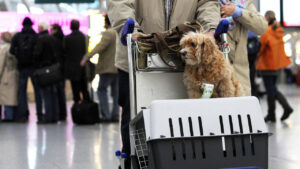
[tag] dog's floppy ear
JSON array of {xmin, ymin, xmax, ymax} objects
[{"xmin": 202, "ymin": 36, "xmax": 216, "ymax": 58}]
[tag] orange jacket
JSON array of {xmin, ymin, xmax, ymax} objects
[{"xmin": 256, "ymin": 25, "xmax": 291, "ymax": 70}]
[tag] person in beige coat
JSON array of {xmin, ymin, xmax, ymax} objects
[
  {"xmin": 0, "ymin": 32, "xmax": 18, "ymax": 121},
  {"xmin": 107, "ymin": 0, "xmax": 220, "ymax": 168},
  {"xmin": 220, "ymin": 0, "xmax": 268, "ymax": 95},
  {"xmin": 81, "ymin": 14, "xmax": 119, "ymax": 122}
]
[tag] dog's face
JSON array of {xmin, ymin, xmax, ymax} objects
[{"xmin": 180, "ymin": 32, "xmax": 217, "ymax": 66}]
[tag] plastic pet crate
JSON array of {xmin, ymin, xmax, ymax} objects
[{"xmin": 130, "ymin": 97, "xmax": 269, "ymax": 169}]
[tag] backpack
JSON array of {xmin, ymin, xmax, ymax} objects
[
  {"xmin": 247, "ymin": 37, "xmax": 260, "ymax": 56},
  {"xmin": 16, "ymin": 33, "xmax": 36, "ymax": 66}
]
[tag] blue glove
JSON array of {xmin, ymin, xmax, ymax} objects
[
  {"xmin": 121, "ymin": 18, "xmax": 135, "ymax": 46},
  {"xmin": 214, "ymin": 19, "xmax": 230, "ymax": 39}
]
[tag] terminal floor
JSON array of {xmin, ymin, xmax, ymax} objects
[{"xmin": 0, "ymin": 84, "xmax": 300, "ymax": 169}]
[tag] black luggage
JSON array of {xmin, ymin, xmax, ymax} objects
[
  {"xmin": 34, "ymin": 63, "xmax": 63, "ymax": 87},
  {"xmin": 71, "ymin": 100, "xmax": 100, "ymax": 124}
]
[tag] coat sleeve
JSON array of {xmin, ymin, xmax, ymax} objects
[
  {"xmin": 83, "ymin": 31, "xmax": 112, "ymax": 61},
  {"xmin": 196, "ymin": 0, "xmax": 221, "ymax": 30},
  {"xmin": 259, "ymin": 32, "xmax": 268, "ymax": 56},
  {"xmin": 107, "ymin": 0, "xmax": 140, "ymax": 36},
  {"xmin": 235, "ymin": 2, "xmax": 268, "ymax": 35},
  {"xmin": 9, "ymin": 34, "xmax": 18, "ymax": 56}
]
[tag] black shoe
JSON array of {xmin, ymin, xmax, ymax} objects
[
  {"xmin": 99, "ymin": 118, "xmax": 111, "ymax": 123},
  {"xmin": 59, "ymin": 118, "xmax": 66, "ymax": 122},
  {"xmin": 280, "ymin": 108, "xmax": 293, "ymax": 121},
  {"xmin": 14, "ymin": 118, "xmax": 28, "ymax": 123},
  {"xmin": 50, "ymin": 120, "xmax": 58, "ymax": 124},
  {"xmin": 37, "ymin": 119, "xmax": 49, "ymax": 124},
  {"xmin": 264, "ymin": 115, "xmax": 276, "ymax": 123},
  {"xmin": 111, "ymin": 118, "xmax": 119, "ymax": 123},
  {"xmin": 1, "ymin": 119, "xmax": 14, "ymax": 122}
]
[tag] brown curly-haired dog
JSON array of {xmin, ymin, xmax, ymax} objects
[{"xmin": 180, "ymin": 32, "xmax": 245, "ymax": 98}]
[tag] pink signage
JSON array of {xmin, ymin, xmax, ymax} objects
[{"xmin": 0, "ymin": 12, "xmax": 89, "ymax": 35}]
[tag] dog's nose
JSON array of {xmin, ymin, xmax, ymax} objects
[{"xmin": 181, "ymin": 51, "xmax": 187, "ymax": 58}]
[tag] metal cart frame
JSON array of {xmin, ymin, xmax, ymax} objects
[{"xmin": 126, "ymin": 34, "xmax": 269, "ymax": 169}]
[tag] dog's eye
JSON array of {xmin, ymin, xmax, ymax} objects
[{"xmin": 191, "ymin": 42, "xmax": 196, "ymax": 48}]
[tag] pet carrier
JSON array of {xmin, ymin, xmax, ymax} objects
[{"xmin": 130, "ymin": 97, "xmax": 269, "ymax": 169}]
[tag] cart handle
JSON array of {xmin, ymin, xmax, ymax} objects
[{"xmin": 121, "ymin": 18, "xmax": 135, "ymax": 46}]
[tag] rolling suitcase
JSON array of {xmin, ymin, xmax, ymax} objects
[{"xmin": 71, "ymin": 100, "xmax": 100, "ymax": 124}]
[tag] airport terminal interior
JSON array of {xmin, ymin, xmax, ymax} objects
[
  {"xmin": 0, "ymin": 84, "xmax": 300, "ymax": 169},
  {"xmin": 1, "ymin": 0, "xmax": 300, "ymax": 169}
]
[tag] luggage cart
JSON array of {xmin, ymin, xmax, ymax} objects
[{"xmin": 126, "ymin": 34, "xmax": 269, "ymax": 169}]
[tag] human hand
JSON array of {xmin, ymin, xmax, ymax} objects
[
  {"xmin": 132, "ymin": 33, "xmax": 141, "ymax": 41},
  {"xmin": 221, "ymin": 2, "xmax": 235, "ymax": 18},
  {"xmin": 209, "ymin": 30, "xmax": 215, "ymax": 36},
  {"xmin": 80, "ymin": 59, "xmax": 86, "ymax": 67}
]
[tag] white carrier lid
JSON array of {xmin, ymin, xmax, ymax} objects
[{"xmin": 147, "ymin": 96, "xmax": 267, "ymax": 140}]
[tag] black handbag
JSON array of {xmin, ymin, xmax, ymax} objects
[
  {"xmin": 34, "ymin": 63, "xmax": 63, "ymax": 87},
  {"xmin": 85, "ymin": 61, "xmax": 96, "ymax": 82}
]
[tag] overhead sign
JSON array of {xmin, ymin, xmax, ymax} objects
[
  {"xmin": 0, "ymin": 12, "xmax": 89, "ymax": 35},
  {"xmin": 35, "ymin": 0, "xmax": 95, "ymax": 3}
]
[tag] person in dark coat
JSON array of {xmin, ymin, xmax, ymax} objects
[
  {"xmin": 33, "ymin": 21, "xmax": 59, "ymax": 123},
  {"xmin": 51, "ymin": 24, "xmax": 67, "ymax": 121},
  {"xmin": 9, "ymin": 17, "xmax": 43, "ymax": 122},
  {"xmin": 64, "ymin": 19, "xmax": 90, "ymax": 103}
]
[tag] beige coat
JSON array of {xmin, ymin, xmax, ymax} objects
[
  {"xmin": 83, "ymin": 28, "xmax": 118, "ymax": 74},
  {"xmin": 107, "ymin": 0, "xmax": 220, "ymax": 72},
  {"xmin": 226, "ymin": 0, "xmax": 267, "ymax": 95},
  {"xmin": 0, "ymin": 43, "xmax": 18, "ymax": 106}
]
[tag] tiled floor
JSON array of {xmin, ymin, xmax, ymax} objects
[{"xmin": 0, "ymin": 84, "xmax": 299, "ymax": 169}]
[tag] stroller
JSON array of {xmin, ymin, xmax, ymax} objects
[{"xmin": 116, "ymin": 19, "xmax": 269, "ymax": 169}]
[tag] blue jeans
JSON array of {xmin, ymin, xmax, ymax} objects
[
  {"xmin": 4, "ymin": 106, "xmax": 16, "ymax": 120},
  {"xmin": 40, "ymin": 85, "xmax": 59, "ymax": 122},
  {"xmin": 15, "ymin": 68, "xmax": 42, "ymax": 120},
  {"xmin": 98, "ymin": 73, "xmax": 119, "ymax": 120}
]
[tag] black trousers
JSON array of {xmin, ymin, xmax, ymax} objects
[
  {"xmin": 70, "ymin": 73, "xmax": 90, "ymax": 102},
  {"xmin": 56, "ymin": 81, "xmax": 67, "ymax": 120},
  {"xmin": 262, "ymin": 75, "xmax": 277, "ymax": 98},
  {"xmin": 248, "ymin": 55, "xmax": 258, "ymax": 97},
  {"xmin": 118, "ymin": 69, "xmax": 131, "ymax": 169}
]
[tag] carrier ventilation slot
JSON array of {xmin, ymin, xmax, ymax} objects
[
  {"xmin": 198, "ymin": 116, "xmax": 206, "ymax": 158},
  {"xmin": 169, "ymin": 118, "xmax": 174, "ymax": 137},
  {"xmin": 201, "ymin": 140, "xmax": 206, "ymax": 159},
  {"xmin": 179, "ymin": 118, "xmax": 184, "ymax": 136},
  {"xmin": 238, "ymin": 115, "xmax": 244, "ymax": 134},
  {"xmin": 247, "ymin": 114, "xmax": 253, "ymax": 133},
  {"xmin": 182, "ymin": 140, "xmax": 186, "ymax": 160},
  {"xmin": 188, "ymin": 117, "xmax": 196, "ymax": 159},
  {"xmin": 219, "ymin": 115, "xmax": 227, "ymax": 157},
  {"xmin": 229, "ymin": 115, "xmax": 234, "ymax": 134},
  {"xmin": 247, "ymin": 114, "xmax": 255, "ymax": 155},
  {"xmin": 178, "ymin": 118, "xmax": 186, "ymax": 160},
  {"xmin": 219, "ymin": 115, "xmax": 225, "ymax": 133},
  {"xmin": 251, "ymin": 136, "xmax": 255, "ymax": 156},
  {"xmin": 188, "ymin": 117, "xmax": 194, "ymax": 136},
  {"xmin": 238, "ymin": 115, "xmax": 246, "ymax": 156},
  {"xmin": 168, "ymin": 118, "xmax": 176, "ymax": 160},
  {"xmin": 198, "ymin": 116, "xmax": 203, "ymax": 136},
  {"xmin": 229, "ymin": 115, "xmax": 236, "ymax": 157}
]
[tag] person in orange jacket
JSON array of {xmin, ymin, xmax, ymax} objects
[{"xmin": 256, "ymin": 10, "xmax": 293, "ymax": 122}]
